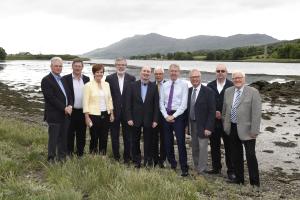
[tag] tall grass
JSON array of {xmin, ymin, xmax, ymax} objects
[{"xmin": 0, "ymin": 118, "xmax": 210, "ymax": 200}]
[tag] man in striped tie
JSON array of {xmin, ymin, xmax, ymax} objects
[{"xmin": 222, "ymin": 71, "xmax": 262, "ymax": 189}]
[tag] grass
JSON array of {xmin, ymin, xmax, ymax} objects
[{"xmin": 0, "ymin": 117, "xmax": 211, "ymax": 200}]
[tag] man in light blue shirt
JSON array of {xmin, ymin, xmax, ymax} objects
[{"xmin": 159, "ymin": 64, "xmax": 189, "ymax": 176}]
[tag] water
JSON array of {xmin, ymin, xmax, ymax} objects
[{"xmin": 0, "ymin": 59, "xmax": 299, "ymax": 100}]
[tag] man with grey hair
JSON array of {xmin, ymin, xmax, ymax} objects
[
  {"xmin": 41, "ymin": 57, "xmax": 73, "ymax": 162},
  {"xmin": 207, "ymin": 64, "xmax": 235, "ymax": 180},
  {"xmin": 159, "ymin": 64, "xmax": 189, "ymax": 176},
  {"xmin": 152, "ymin": 66, "xmax": 166, "ymax": 168},
  {"xmin": 222, "ymin": 71, "xmax": 261, "ymax": 187},
  {"xmin": 187, "ymin": 69, "xmax": 215, "ymax": 174},
  {"xmin": 106, "ymin": 57, "xmax": 136, "ymax": 163}
]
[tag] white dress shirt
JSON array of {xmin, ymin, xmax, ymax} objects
[
  {"xmin": 159, "ymin": 79, "xmax": 188, "ymax": 118},
  {"xmin": 232, "ymin": 86, "xmax": 244, "ymax": 105},
  {"xmin": 118, "ymin": 75, "xmax": 124, "ymax": 94},
  {"xmin": 99, "ymin": 89, "xmax": 107, "ymax": 111},
  {"xmin": 72, "ymin": 74, "xmax": 84, "ymax": 108},
  {"xmin": 217, "ymin": 79, "xmax": 226, "ymax": 94}
]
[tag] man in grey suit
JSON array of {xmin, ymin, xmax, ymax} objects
[
  {"xmin": 187, "ymin": 69, "xmax": 215, "ymax": 174},
  {"xmin": 222, "ymin": 71, "xmax": 262, "ymax": 187}
]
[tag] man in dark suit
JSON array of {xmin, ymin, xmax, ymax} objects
[
  {"xmin": 187, "ymin": 69, "xmax": 215, "ymax": 174},
  {"xmin": 207, "ymin": 64, "xmax": 235, "ymax": 179},
  {"xmin": 62, "ymin": 59, "xmax": 90, "ymax": 157},
  {"xmin": 105, "ymin": 58, "xmax": 136, "ymax": 163},
  {"xmin": 223, "ymin": 71, "xmax": 262, "ymax": 187},
  {"xmin": 41, "ymin": 57, "xmax": 73, "ymax": 162},
  {"xmin": 152, "ymin": 66, "xmax": 167, "ymax": 168},
  {"xmin": 125, "ymin": 66, "xmax": 159, "ymax": 168}
]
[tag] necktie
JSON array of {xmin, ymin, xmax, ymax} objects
[
  {"xmin": 167, "ymin": 81, "xmax": 175, "ymax": 114},
  {"xmin": 230, "ymin": 90, "xmax": 241, "ymax": 123},
  {"xmin": 189, "ymin": 88, "xmax": 197, "ymax": 120},
  {"xmin": 157, "ymin": 82, "xmax": 160, "ymax": 93}
]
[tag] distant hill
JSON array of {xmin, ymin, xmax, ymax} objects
[{"xmin": 83, "ymin": 33, "xmax": 279, "ymax": 58}]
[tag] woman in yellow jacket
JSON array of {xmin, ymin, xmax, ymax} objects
[{"xmin": 83, "ymin": 64, "xmax": 114, "ymax": 154}]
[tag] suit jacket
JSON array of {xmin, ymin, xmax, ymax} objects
[
  {"xmin": 62, "ymin": 73, "xmax": 90, "ymax": 107},
  {"xmin": 154, "ymin": 80, "xmax": 166, "ymax": 123},
  {"xmin": 105, "ymin": 72, "xmax": 136, "ymax": 120},
  {"xmin": 222, "ymin": 85, "xmax": 262, "ymax": 141},
  {"xmin": 83, "ymin": 79, "xmax": 114, "ymax": 116},
  {"xmin": 187, "ymin": 85, "xmax": 216, "ymax": 138},
  {"xmin": 207, "ymin": 79, "xmax": 233, "ymax": 128},
  {"xmin": 125, "ymin": 80, "xmax": 159, "ymax": 128},
  {"xmin": 41, "ymin": 73, "xmax": 73, "ymax": 123}
]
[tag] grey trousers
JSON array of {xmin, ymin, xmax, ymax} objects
[
  {"xmin": 48, "ymin": 118, "xmax": 70, "ymax": 161},
  {"xmin": 190, "ymin": 120, "xmax": 208, "ymax": 173}
]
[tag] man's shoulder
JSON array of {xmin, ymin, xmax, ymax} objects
[{"xmin": 207, "ymin": 80, "xmax": 217, "ymax": 87}]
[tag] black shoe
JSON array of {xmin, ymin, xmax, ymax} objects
[
  {"xmin": 207, "ymin": 169, "xmax": 221, "ymax": 174},
  {"xmin": 134, "ymin": 163, "xmax": 141, "ymax": 168},
  {"xmin": 159, "ymin": 162, "xmax": 165, "ymax": 168},
  {"xmin": 226, "ymin": 178, "xmax": 244, "ymax": 185},
  {"xmin": 228, "ymin": 173, "xmax": 236, "ymax": 180},
  {"xmin": 181, "ymin": 171, "xmax": 189, "ymax": 177}
]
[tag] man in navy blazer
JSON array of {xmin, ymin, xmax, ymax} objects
[
  {"xmin": 125, "ymin": 66, "xmax": 159, "ymax": 168},
  {"xmin": 62, "ymin": 59, "xmax": 90, "ymax": 157},
  {"xmin": 207, "ymin": 64, "xmax": 235, "ymax": 179},
  {"xmin": 187, "ymin": 69, "xmax": 215, "ymax": 174},
  {"xmin": 41, "ymin": 57, "xmax": 73, "ymax": 162},
  {"xmin": 105, "ymin": 58, "xmax": 136, "ymax": 163}
]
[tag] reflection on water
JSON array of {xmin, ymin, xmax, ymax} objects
[{"xmin": 0, "ymin": 60, "xmax": 300, "ymax": 103}]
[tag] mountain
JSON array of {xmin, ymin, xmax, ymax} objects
[{"xmin": 83, "ymin": 33, "xmax": 279, "ymax": 58}]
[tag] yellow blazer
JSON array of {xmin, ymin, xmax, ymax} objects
[{"xmin": 83, "ymin": 79, "xmax": 113, "ymax": 115}]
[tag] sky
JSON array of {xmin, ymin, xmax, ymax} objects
[{"xmin": 0, "ymin": 0, "xmax": 299, "ymax": 55}]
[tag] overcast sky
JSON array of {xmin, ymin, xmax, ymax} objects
[{"xmin": 0, "ymin": 0, "xmax": 299, "ymax": 54}]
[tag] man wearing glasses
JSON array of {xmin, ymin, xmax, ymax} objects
[
  {"xmin": 222, "ymin": 71, "xmax": 262, "ymax": 188},
  {"xmin": 207, "ymin": 64, "xmax": 235, "ymax": 180},
  {"xmin": 106, "ymin": 58, "xmax": 136, "ymax": 164}
]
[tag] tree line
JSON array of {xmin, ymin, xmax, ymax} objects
[
  {"xmin": 130, "ymin": 39, "xmax": 300, "ymax": 61},
  {"xmin": 0, "ymin": 49, "xmax": 89, "ymax": 61}
]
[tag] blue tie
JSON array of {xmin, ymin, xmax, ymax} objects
[{"xmin": 230, "ymin": 90, "xmax": 241, "ymax": 123}]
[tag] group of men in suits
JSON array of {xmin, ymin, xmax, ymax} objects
[{"xmin": 41, "ymin": 57, "xmax": 261, "ymax": 187}]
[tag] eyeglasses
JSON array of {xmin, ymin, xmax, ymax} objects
[
  {"xmin": 216, "ymin": 70, "xmax": 226, "ymax": 73},
  {"xmin": 232, "ymin": 76, "xmax": 244, "ymax": 80}
]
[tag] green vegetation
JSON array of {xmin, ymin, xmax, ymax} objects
[
  {"xmin": 0, "ymin": 117, "xmax": 210, "ymax": 199},
  {"xmin": 6, "ymin": 52, "xmax": 90, "ymax": 61},
  {"xmin": 0, "ymin": 47, "xmax": 7, "ymax": 60},
  {"xmin": 129, "ymin": 39, "xmax": 300, "ymax": 62}
]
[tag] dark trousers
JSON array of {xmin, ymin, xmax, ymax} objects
[
  {"xmin": 47, "ymin": 117, "xmax": 70, "ymax": 161},
  {"xmin": 230, "ymin": 123, "xmax": 260, "ymax": 186},
  {"xmin": 210, "ymin": 120, "xmax": 234, "ymax": 174},
  {"xmin": 152, "ymin": 118, "xmax": 166, "ymax": 165},
  {"xmin": 132, "ymin": 126, "xmax": 153, "ymax": 166},
  {"xmin": 163, "ymin": 113, "xmax": 188, "ymax": 172},
  {"xmin": 110, "ymin": 117, "xmax": 132, "ymax": 162},
  {"xmin": 67, "ymin": 108, "xmax": 86, "ymax": 157},
  {"xmin": 89, "ymin": 112, "xmax": 109, "ymax": 155}
]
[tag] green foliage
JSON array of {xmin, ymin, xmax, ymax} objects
[
  {"xmin": 0, "ymin": 47, "xmax": 7, "ymax": 60},
  {"xmin": 6, "ymin": 53, "xmax": 90, "ymax": 61}
]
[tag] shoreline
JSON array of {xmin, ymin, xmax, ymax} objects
[{"xmin": 0, "ymin": 79, "xmax": 300, "ymax": 198}]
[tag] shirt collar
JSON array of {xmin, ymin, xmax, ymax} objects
[
  {"xmin": 72, "ymin": 73, "xmax": 83, "ymax": 80},
  {"xmin": 235, "ymin": 86, "xmax": 244, "ymax": 93},
  {"xmin": 51, "ymin": 72, "xmax": 61, "ymax": 81},
  {"xmin": 193, "ymin": 84, "xmax": 201, "ymax": 91}
]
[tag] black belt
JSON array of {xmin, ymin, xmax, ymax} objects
[{"xmin": 73, "ymin": 108, "xmax": 83, "ymax": 111}]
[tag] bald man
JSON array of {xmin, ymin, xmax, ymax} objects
[
  {"xmin": 125, "ymin": 66, "xmax": 159, "ymax": 168},
  {"xmin": 207, "ymin": 64, "xmax": 235, "ymax": 180}
]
